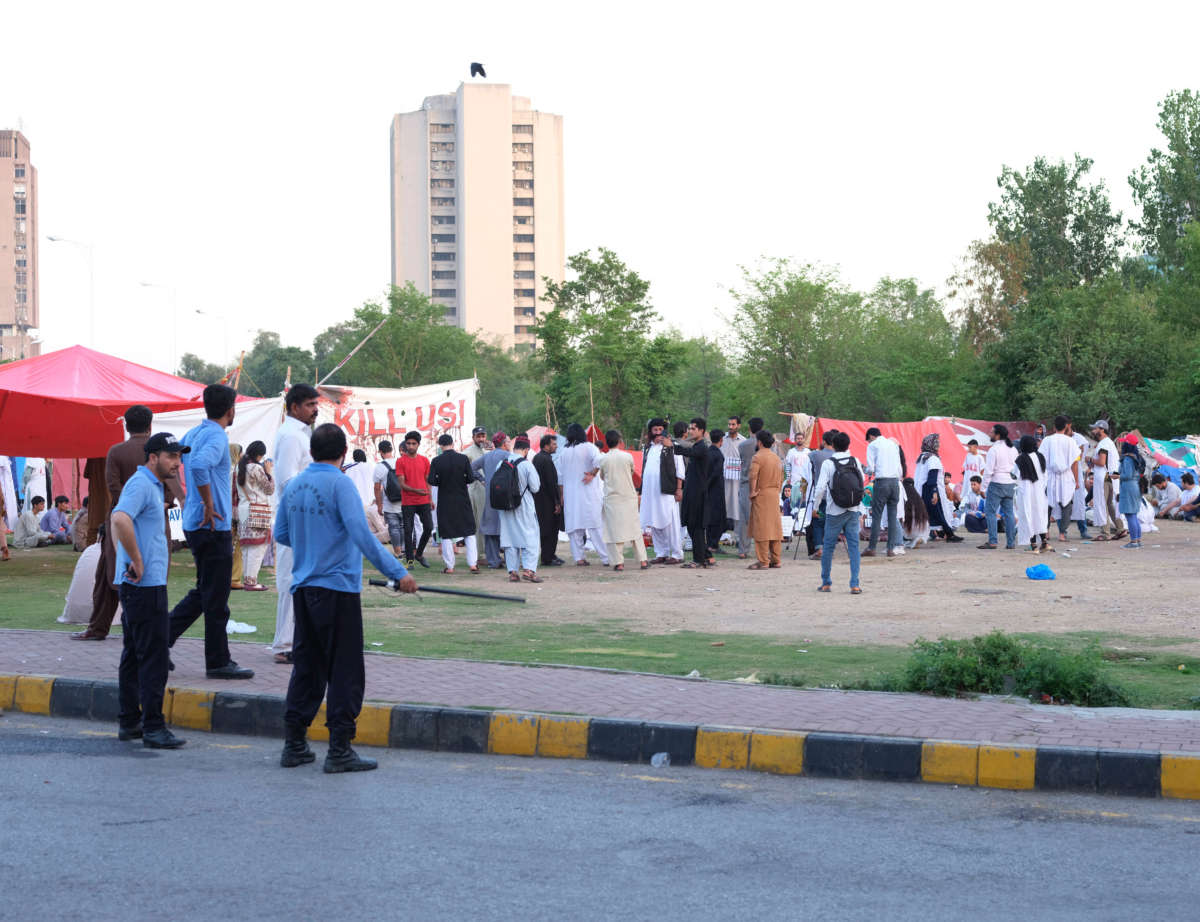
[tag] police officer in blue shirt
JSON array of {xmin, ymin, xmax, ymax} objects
[
  {"xmin": 112, "ymin": 432, "xmax": 189, "ymax": 749},
  {"xmin": 275, "ymin": 423, "xmax": 417, "ymax": 772},
  {"xmin": 167, "ymin": 383, "xmax": 254, "ymax": 679}
]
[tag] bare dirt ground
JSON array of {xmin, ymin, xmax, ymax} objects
[{"xmin": 416, "ymin": 520, "xmax": 1200, "ymax": 652}]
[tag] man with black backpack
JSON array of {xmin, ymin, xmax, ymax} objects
[
  {"xmin": 494, "ymin": 435, "xmax": 543, "ymax": 583},
  {"xmin": 373, "ymin": 440, "xmax": 406, "ymax": 559},
  {"xmin": 810, "ymin": 430, "xmax": 865, "ymax": 594}
]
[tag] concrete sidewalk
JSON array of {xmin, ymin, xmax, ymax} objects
[{"xmin": 3, "ymin": 628, "xmax": 1200, "ymax": 753}]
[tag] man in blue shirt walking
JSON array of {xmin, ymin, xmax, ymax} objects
[
  {"xmin": 275, "ymin": 423, "xmax": 417, "ymax": 773},
  {"xmin": 111, "ymin": 433, "xmax": 190, "ymax": 749},
  {"xmin": 167, "ymin": 384, "xmax": 253, "ymax": 679}
]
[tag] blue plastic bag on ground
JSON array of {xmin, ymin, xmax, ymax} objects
[{"xmin": 1026, "ymin": 563, "xmax": 1056, "ymax": 580}]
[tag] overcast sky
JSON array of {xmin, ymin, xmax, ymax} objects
[{"xmin": 5, "ymin": 0, "xmax": 1199, "ymax": 377}]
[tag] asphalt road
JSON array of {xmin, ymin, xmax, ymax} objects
[{"xmin": 4, "ymin": 714, "xmax": 1200, "ymax": 921}]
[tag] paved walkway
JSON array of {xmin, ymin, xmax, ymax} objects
[{"xmin": 4, "ymin": 629, "xmax": 1200, "ymax": 752}]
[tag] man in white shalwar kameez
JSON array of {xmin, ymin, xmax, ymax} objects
[
  {"xmin": 721, "ymin": 418, "xmax": 747, "ymax": 528},
  {"xmin": 1040, "ymin": 416, "xmax": 1079, "ymax": 541},
  {"xmin": 499, "ymin": 436, "xmax": 543, "ymax": 582},
  {"xmin": 558, "ymin": 424, "xmax": 610, "ymax": 566},
  {"xmin": 0, "ymin": 455, "xmax": 17, "ymax": 532},
  {"xmin": 639, "ymin": 425, "xmax": 684, "ymax": 564}
]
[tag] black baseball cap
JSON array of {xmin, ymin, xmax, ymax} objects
[
  {"xmin": 472, "ymin": 426, "xmax": 487, "ymax": 436},
  {"xmin": 145, "ymin": 432, "xmax": 190, "ymax": 456}
]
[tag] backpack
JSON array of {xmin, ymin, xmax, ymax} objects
[
  {"xmin": 829, "ymin": 456, "xmax": 864, "ymax": 509},
  {"xmin": 489, "ymin": 456, "xmax": 526, "ymax": 511},
  {"xmin": 381, "ymin": 461, "xmax": 404, "ymax": 503}
]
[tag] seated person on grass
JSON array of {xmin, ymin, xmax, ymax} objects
[
  {"xmin": 40, "ymin": 495, "xmax": 74, "ymax": 545},
  {"xmin": 962, "ymin": 475, "xmax": 988, "ymax": 533},
  {"xmin": 1171, "ymin": 473, "xmax": 1199, "ymax": 521},
  {"xmin": 13, "ymin": 496, "xmax": 53, "ymax": 548},
  {"xmin": 1151, "ymin": 473, "xmax": 1183, "ymax": 518}
]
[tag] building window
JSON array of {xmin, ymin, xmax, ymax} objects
[
  {"xmin": 432, "ymin": 234, "xmax": 456, "ymax": 244},
  {"xmin": 513, "ymin": 197, "xmax": 533, "ymax": 206},
  {"xmin": 432, "ymin": 288, "xmax": 457, "ymax": 298},
  {"xmin": 430, "ymin": 160, "xmax": 456, "ymax": 172},
  {"xmin": 15, "ymin": 258, "xmax": 26, "ymax": 268},
  {"xmin": 513, "ymin": 180, "xmax": 533, "ymax": 190},
  {"xmin": 432, "ymin": 215, "xmax": 456, "ymax": 225},
  {"xmin": 14, "ymin": 270, "xmax": 27, "ymax": 286},
  {"xmin": 14, "ymin": 164, "xmax": 26, "ymax": 178},
  {"xmin": 443, "ymin": 306, "xmax": 457, "ymax": 316},
  {"xmin": 431, "ymin": 141, "xmax": 455, "ymax": 153},
  {"xmin": 513, "ymin": 234, "xmax": 534, "ymax": 243},
  {"xmin": 432, "ymin": 270, "xmax": 456, "ymax": 280},
  {"xmin": 515, "ymin": 307, "xmax": 536, "ymax": 317},
  {"xmin": 512, "ymin": 161, "xmax": 533, "ymax": 172},
  {"xmin": 512, "ymin": 143, "xmax": 533, "ymax": 155},
  {"xmin": 431, "ymin": 178, "xmax": 455, "ymax": 189},
  {"xmin": 512, "ymin": 124, "xmax": 533, "ymax": 134},
  {"xmin": 513, "ymin": 270, "xmax": 535, "ymax": 279},
  {"xmin": 432, "ymin": 253, "xmax": 455, "ymax": 262},
  {"xmin": 14, "ymin": 199, "xmax": 25, "ymax": 215},
  {"xmin": 514, "ymin": 252, "xmax": 535, "ymax": 261},
  {"xmin": 515, "ymin": 288, "xmax": 535, "ymax": 298},
  {"xmin": 514, "ymin": 215, "xmax": 532, "ymax": 225},
  {"xmin": 431, "ymin": 197, "xmax": 455, "ymax": 206},
  {"xmin": 431, "ymin": 123, "xmax": 454, "ymax": 134}
]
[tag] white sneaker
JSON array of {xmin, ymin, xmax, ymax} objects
[{"xmin": 892, "ymin": 546, "xmax": 906, "ymax": 555}]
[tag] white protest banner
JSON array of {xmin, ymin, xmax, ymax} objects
[
  {"xmin": 167, "ymin": 504, "xmax": 185, "ymax": 541},
  {"xmin": 316, "ymin": 378, "xmax": 478, "ymax": 460}
]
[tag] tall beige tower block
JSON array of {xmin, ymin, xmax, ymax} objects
[
  {"xmin": 390, "ymin": 84, "xmax": 564, "ymax": 351},
  {"xmin": 0, "ymin": 130, "xmax": 38, "ymax": 360}
]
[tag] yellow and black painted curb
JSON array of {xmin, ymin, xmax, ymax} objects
[{"xmin": 4, "ymin": 672, "xmax": 1200, "ymax": 799}]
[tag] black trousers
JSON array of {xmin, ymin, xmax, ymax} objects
[
  {"xmin": 706, "ymin": 520, "xmax": 723, "ymax": 551},
  {"xmin": 684, "ymin": 514, "xmax": 711, "ymax": 564},
  {"xmin": 118, "ymin": 583, "xmax": 170, "ymax": 732},
  {"xmin": 168, "ymin": 528, "xmax": 232, "ymax": 669},
  {"xmin": 284, "ymin": 587, "xmax": 365, "ymax": 740},
  {"xmin": 537, "ymin": 509, "xmax": 559, "ymax": 564},
  {"xmin": 401, "ymin": 503, "xmax": 434, "ymax": 561}
]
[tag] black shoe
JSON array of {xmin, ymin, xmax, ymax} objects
[
  {"xmin": 206, "ymin": 661, "xmax": 255, "ymax": 679},
  {"xmin": 414, "ymin": 556, "xmax": 429, "ymax": 568},
  {"xmin": 143, "ymin": 728, "xmax": 186, "ymax": 749},
  {"xmin": 546, "ymin": 558, "xmax": 565, "ymax": 566},
  {"xmin": 944, "ymin": 533, "xmax": 964, "ymax": 543},
  {"xmin": 280, "ymin": 737, "xmax": 316, "ymax": 768},
  {"xmin": 324, "ymin": 742, "xmax": 378, "ymax": 774},
  {"xmin": 118, "ymin": 725, "xmax": 143, "ymax": 741}
]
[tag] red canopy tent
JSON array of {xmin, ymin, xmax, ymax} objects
[
  {"xmin": 810, "ymin": 417, "xmax": 967, "ymax": 483},
  {"xmin": 0, "ymin": 346, "xmax": 207, "ymax": 458}
]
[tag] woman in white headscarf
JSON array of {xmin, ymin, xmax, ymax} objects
[{"xmin": 914, "ymin": 434, "xmax": 961, "ymax": 542}]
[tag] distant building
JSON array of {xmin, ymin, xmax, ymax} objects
[
  {"xmin": 0, "ymin": 130, "xmax": 38, "ymax": 360},
  {"xmin": 390, "ymin": 84, "xmax": 564, "ymax": 352}
]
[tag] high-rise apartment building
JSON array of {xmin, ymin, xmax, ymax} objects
[
  {"xmin": 390, "ymin": 83, "xmax": 564, "ymax": 352},
  {"xmin": 0, "ymin": 130, "xmax": 38, "ymax": 360}
]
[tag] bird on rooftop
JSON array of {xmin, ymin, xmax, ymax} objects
[{"xmin": 470, "ymin": 62, "xmax": 486, "ymax": 78}]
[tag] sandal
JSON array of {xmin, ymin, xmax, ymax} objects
[
  {"xmin": 273, "ymin": 651, "xmax": 294, "ymax": 664},
  {"xmin": 850, "ymin": 587, "xmax": 863, "ymax": 595},
  {"xmin": 681, "ymin": 562, "xmax": 703, "ymax": 569},
  {"xmin": 521, "ymin": 570, "xmax": 544, "ymax": 583},
  {"xmin": 244, "ymin": 582, "xmax": 268, "ymax": 591},
  {"xmin": 575, "ymin": 560, "xmax": 590, "ymax": 566},
  {"xmin": 469, "ymin": 566, "xmax": 480, "ymax": 574},
  {"xmin": 639, "ymin": 562, "xmax": 649, "ymax": 570},
  {"xmin": 613, "ymin": 563, "xmax": 625, "ymax": 571},
  {"xmin": 747, "ymin": 563, "xmax": 767, "ymax": 570},
  {"xmin": 509, "ymin": 572, "xmax": 521, "ymax": 582},
  {"xmin": 817, "ymin": 584, "xmax": 831, "ymax": 592},
  {"xmin": 443, "ymin": 568, "xmax": 455, "ymax": 574}
]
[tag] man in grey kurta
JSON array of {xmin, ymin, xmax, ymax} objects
[
  {"xmin": 471, "ymin": 431, "xmax": 510, "ymax": 569},
  {"xmin": 499, "ymin": 436, "xmax": 543, "ymax": 582},
  {"xmin": 735, "ymin": 417, "xmax": 764, "ymax": 557},
  {"xmin": 463, "ymin": 427, "xmax": 489, "ymax": 533}
]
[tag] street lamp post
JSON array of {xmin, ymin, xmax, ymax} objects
[{"xmin": 46, "ymin": 236, "xmax": 95, "ymax": 348}]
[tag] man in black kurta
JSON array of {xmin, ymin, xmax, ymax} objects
[
  {"xmin": 675, "ymin": 418, "xmax": 713, "ymax": 568},
  {"xmin": 705, "ymin": 429, "xmax": 729, "ymax": 555},
  {"xmin": 427, "ymin": 434, "xmax": 481, "ymax": 573},
  {"xmin": 531, "ymin": 434, "xmax": 564, "ymax": 566}
]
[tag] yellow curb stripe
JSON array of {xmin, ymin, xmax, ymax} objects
[
  {"xmin": 536, "ymin": 715, "xmax": 589, "ymax": 759},
  {"xmin": 166, "ymin": 687, "xmax": 214, "ymax": 731},
  {"xmin": 489, "ymin": 712, "xmax": 540, "ymax": 757},
  {"xmin": 355, "ymin": 704, "xmax": 392, "ymax": 747},
  {"xmin": 921, "ymin": 740, "xmax": 979, "ymax": 786},
  {"xmin": 0, "ymin": 674, "xmax": 16, "ymax": 710},
  {"xmin": 978, "ymin": 743, "xmax": 1036, "ymax": 790},
  {"xmin": 748, "ymin": 729, "xmax": 806, "ymax": 775},
  {"xmin": 14, "ymin": 675, "xmax": 54, "ymax": 715},
  {"xmin": 695, "ymin": 726, "xmax": 751, "ymax": 770},
  {"xmin": 1162, "ymin": 753, "xmax": 1200, "ymax": 801}
]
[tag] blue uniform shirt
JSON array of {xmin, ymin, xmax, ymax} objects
[
  {"xmin": 180, "ymin": 419, "xmax": 231, "ymax": 532},
  {"xmin": 113, "ymin": 466, "xmax": 169, "ymax": 587},
  {"xmin": 275, "ymin": 462, "xmax": 409, "ymax": 593}
]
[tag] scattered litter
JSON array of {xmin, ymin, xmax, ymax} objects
[
  {"xmin": 1060, "ymin": 552, "xmax": 1071, "ymax": 558},
  {"xmin": 710, "ymin": 641, "xmax": 725, "ymax": 647},
  {"xmin": 1026, "ymin": 564, "xmax": 1056, "ymax": 581},
  {"xmin": 704, "ymin": 587, "xmax": 719, "ymax": 592},
  {"xmin": 1152, "ymin": 545, "xmax": 1161, "ymax": 548},
  {"xmin": 796, "ymin": 649, "xmax": 808, "ymax": 654},
  {"xmin": 650, "ymin": 752, "xmax": 671, "ymax": 768},
  {"xmin": 1068, "ymin": 547, "xmax": 1078, "ymax": 552},
  {"xmin": 732, "ymin": 672, "xmax": 761, "ymax": 684},
  {"xmin": 685, "ymin": 669, "xmax": 701, "ymax": 678},
  {"xmin": 1060, "ymin": 595, "xmax": 1073, "ymax": 600},
  {"xmin": 370, "ymin": 642, "xmax": 383, "ymax": 647}
]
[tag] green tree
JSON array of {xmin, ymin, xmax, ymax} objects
[
  {"xmin": 176, "ymin": 352, "xmax": 227, "ymax": 384},
  {"xmin": 988, "ymin": 154, "xmax": 1124, "ymax": 290},
  {"xmin": 946, "ymin": 236, "xmax": 1031, "ymax": 353},
  {"xmin": 532, "ymin": 248, "xmax": 684, "ymax": 433},
  {"xmin": 239, "ymin": 331, "xmax": 316, "ymax": 396},
  {"xmin": 1129, "ymin": 89, "xmax": 1200, "ymax": 272}
]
